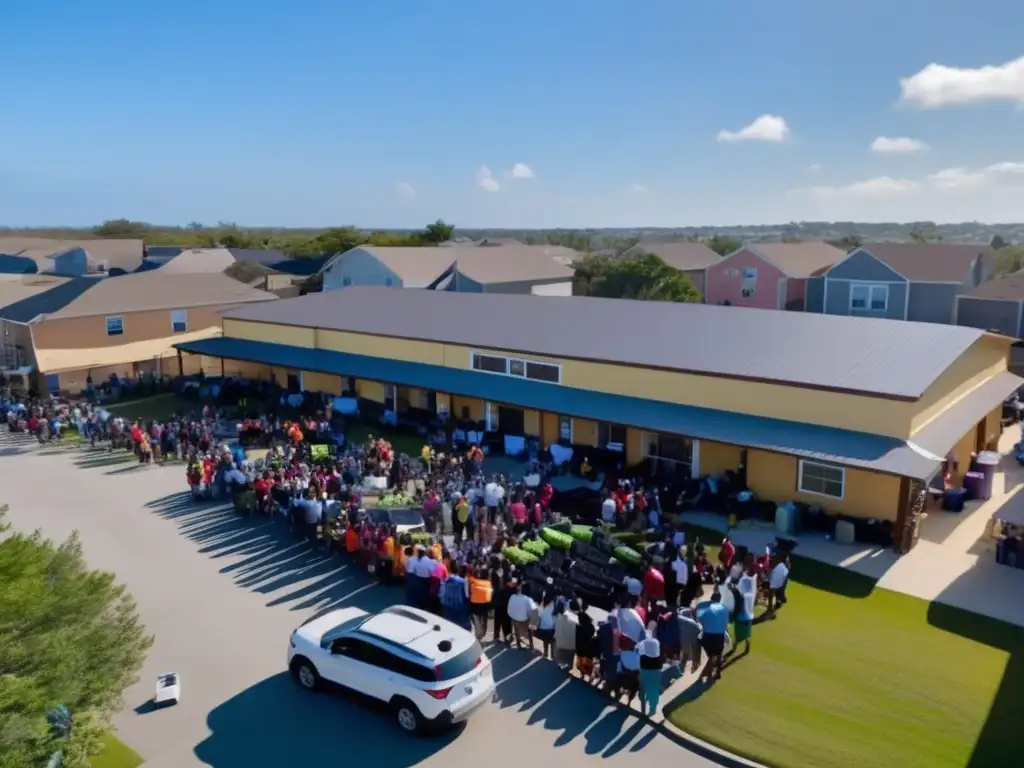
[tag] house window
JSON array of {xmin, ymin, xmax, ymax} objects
[
  {"xmin": 526, "ymin": 361, "xmax": 560, "ymax": 383},
  {"xmin": 741, "ymin": 288, "xmax": 754, "ymax": 298},
  {"xmin": 798, "ymin": 460, "xmax": 845, "ymax": 499},
  {"xmin": 558, "ymin": 415, "xmax": 572, "ymax": 442},
  {"xmin": 724, "ymin": 268, "xmax": 740, "ymax": 277},
  {"xmin": 105, "ymin": 316, "xmax": 124, "ymax": 336},
  {"xmin": 742, "ymin": 267, "xmax": 758, "ymax": 280},
  {"xmin": 471, "ymin": 353, "xmax": 507, "ymax": 374},
  {"xmin": 170, "ymin": 309, "xmax": 187, "ymax": 333},
  {"xmin": 384, "ymin": 278, "xmax": 394, "ymax": 287},
  {"xmin": 598, "ymin": 422, "xmax": 627, "ymax": 451},
  {"xmin": 850, "ymin": 283, "xmax": 888, "ymax": 312},
  {"xmin": 468, "ymin": 351, "xmax": 562, "ymax": 384},
  {"xmin": 342, "ymin": 276, "xmax": 352, "ymax": 286}
]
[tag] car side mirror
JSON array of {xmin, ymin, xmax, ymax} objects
[{"xmin": 330, "ymin": 640, "xmax": 345, "ymax": 655}]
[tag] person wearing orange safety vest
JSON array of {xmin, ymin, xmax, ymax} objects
[{"xmin": 467, "ymin": 566, "xmax": 493, "ymax": 640}]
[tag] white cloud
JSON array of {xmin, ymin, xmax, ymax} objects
[
  {"xmin": 395, "ymin": 181, "xmax": 416, "ymax": 200},
  {"xmin": 809, "ymin": 176, "xmax": 921, "ymax": 199},
  {"xmin": 716, "ymin": 114, "xmax": 790, "ymax": 143},
  {"xmin": 870, "ymin": 136, "xmax": 930, "ymax": 154},
  {"xmin": 899, "ymin": 56, "xmax": 1024, "ymax": 108},
  {"xmin": 477, "ymin": 165, "xmax": 500, "ymax": 192},
  {"xmin": 508, "ymin": 163, "xmax": 534, "ymax": 179},
  {"xmin": 628, "ymin": 183, "xmax": 649, "ymax": 195},
  {"xmin": 807, "ymin": 164, "xmax": 822, "ymax": 173}
]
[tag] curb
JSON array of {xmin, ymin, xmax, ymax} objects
[{"xmin": 650, "ymin": 715, "xmax": 769, "ymax": 768}]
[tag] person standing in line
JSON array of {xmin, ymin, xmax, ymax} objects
[
  {"xmin": 637, "ymin": 623, "xmax": 665, "ymax": 716},
  {"xmin": 766, "ymin": 554, "xmax": 790, "ymax": 618},
  {"xmin": 491, "ymin": 571, "xmax": 512, "ymax": 643},
  {"xmin": 696, "ymin": 590, "xmax": 729, "ymax": 683},
  {"xmin": 676, "ymin": 606, "xmax": 703, "ymax": 675},
  {"xmin": 554, "ymin": 599, "xmax": 580, "ymax": 670},
  {"xmin": 535, "ymin": 591, "xmax": 557, "ymax": 659},
  {"xmin": 440, "ymin": 564, "xmax": 470, "ymax": 630},
  {"xmin": 467, "ymin": 565, "xmax": 493, "ymax": 640},
  {"xmin": 506, "ymin": 580, "xmax": 536, "ymax": 651},
  {"xmin": 733, "ymin": 557, "xmax": 757, "ymax": 657}
]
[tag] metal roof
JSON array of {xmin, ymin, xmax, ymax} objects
[
  {"xmin": 221, "ymin": 286, "xmax": 990, "ymax": 399},
  {"xmin": 961, "ymin": 273, "xmax": 1024, "ymax": 301},
  {"xmin": 176, "ymin": 335, "xmax": 944, "ymax": 478},
  {"xmin": 911, "ymin": 371, "xmax": 1023, "ymax": 458},
  {"xmin": 0, "ymin": 277, "xmax": 104, "ymax": 323}
]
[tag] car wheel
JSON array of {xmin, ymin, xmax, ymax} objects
[
  {"xmin": 392, "ymin": 699, "xmax": 424, "ymax": 734},
  {"xmin": 290, "ymin": 658, "xmax": 320, "ymax": 691}
]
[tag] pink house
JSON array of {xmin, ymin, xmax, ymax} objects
[{"xmin": 704, "ymin": 242, "xmax": 846, "ymax": 311}]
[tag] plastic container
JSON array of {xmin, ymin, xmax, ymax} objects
[
  {"xmin": 975, "ymin": 451, "xmax": 1001, "ymax": 501},
  {"xmin": 775, "ymin": 502, "xmax": 799, "ymax": 536},
  {"xmin": 942, "ymin": 487, "xmax": 968, "ymax": 513},
  {"xmin": 963, "ymin": 471, "xmax": 984, "ymax": 500}
]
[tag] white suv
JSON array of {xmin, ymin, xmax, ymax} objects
[{"xmin": 287, "ymin": 604, "xmax": 495, "ymax": 733}]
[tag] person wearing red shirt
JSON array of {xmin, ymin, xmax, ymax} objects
[
  {"xmin": 538, "ymin": 483, "xmax": 553, "ymax": 510},
  {"xmin": 509, "ymin": 498, "xmax": 528, "ymax": 532},
  {"xmin": 719, "ymin": 537, "xmax": 737, "ymax": 569},
  {"xmin": 643, "ymin": 564, "xmax": 666, "ymax": 605}
]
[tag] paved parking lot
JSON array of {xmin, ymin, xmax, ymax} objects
[{"xmin": 1, "ymin": 435, "xmax": 718, "ymax": 768}]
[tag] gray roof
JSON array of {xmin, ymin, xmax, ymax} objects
[
  {"xmin": 222, "ymin": 286, "xmax": 994, "ymax": 399},
  {"xmin": 0, "ymin": 236, "xmax": 144, "ymax": 273},
  {"xmin": 858, "ymin": 243, "xmax": 993, "ymax": 282},
  {"xmin": 912, "ymin": 371, "xmax": 1023, "ymax": 457},
  {"xmin": 225, "ymin": 247, "xmax": 288, "ymax": 265},
  {"xmin": 962, "ymin": 273, "xmax": 1024, "ymax": 301}
]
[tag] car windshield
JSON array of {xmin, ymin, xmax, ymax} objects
[
  {"xmin": 388, "ymin": 509, "xmax": 424, "ymax": 527},
  {"xmin": 435, "ymin": 640, "xmax": 482, "ymax": 681}
]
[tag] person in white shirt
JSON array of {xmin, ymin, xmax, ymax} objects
[
  {"xmin": 767, "ymin": 556, "xmax": 790, "ymax": 616},
  {"xmin": 615, "ymin": 597, "xmax": 646, "ymax": 647},
  {"xmin": 601, "ymin": 493, "xmax": 617, "ymax": 524},
  {"xmin": 637, "ymin": 624, "xmax": 664, "ymax": 716},
  {"xmin": 506, "ymin": 582, "xmax": 537, "ymax": 650},
  {"xmin": 535, "ymin": 593, "xmax": 557, "ymax": 659},
  {"xmin": 483, "ymin": 481, "xmax": 505, "ymax": 511},
  {"xmin": 553, "ymin": 599, "xmax": 580, "ymax": 669},
  {"xmin": 671, "ymin": 550, "xmax": 688, "ymax": 606}
]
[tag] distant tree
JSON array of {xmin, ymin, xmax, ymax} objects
[
  {"xmin": 574, "ymin": 253, "xmax": 702, "ymax": 303},
  {"xmin": 421, "ymin": 219, "xmax": 455, "ymax": 244},
  {"xmin": 991, "ymin": 234, "xmax": 1010, "ymax": 250},
  {"xmin": 0, "ymin": 507, "xmax": 152, "ymax": 768},
  {"xmin": 826, "ymin": 234, "xmax": 863, "ymax": 251},
  {"xmin": 92, "ymin": 219, "xmax": 148, "ymax": 238},
  {"xmin": 706, "ymin": 234, "xmax": 743, "ymax": 256},
  {"xmin": 909, "ymin": 224, "xmax": 942, "ymax": 243},
  {"xmin": 996, "ymin": 244, "xmax": 1024, "ymax": 275}
]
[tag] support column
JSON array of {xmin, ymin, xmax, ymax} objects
[{"xmin": 177, "ymin": 350, "xmax": 183, "ymax": 377}]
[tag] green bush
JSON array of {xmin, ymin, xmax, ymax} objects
[{"xmin": 503, "ymin": 546, "xmax": 538, "ymax": 566}]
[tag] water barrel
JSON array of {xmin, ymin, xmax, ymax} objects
[{"xmin": 975, "ymin": 451, "xmax": 1001, "ymax": 501}]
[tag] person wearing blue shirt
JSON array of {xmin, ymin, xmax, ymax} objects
[{"xmin": 696, "ymin": 590, "xmax": 729, "ymax": 683}]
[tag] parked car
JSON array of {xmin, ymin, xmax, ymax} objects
[{"xmin": 287, "ymin": 605, "xmax": 494, "ymax": 733}]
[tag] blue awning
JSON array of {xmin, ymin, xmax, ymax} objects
[{"xmin": 176, "ymin": 336, "xmax": 943, "ymax": 479}]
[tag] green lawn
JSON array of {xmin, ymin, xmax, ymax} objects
[
  {"xmin": 107, "ymin": 393, "xmax": 197, "ymax": 422},
  {"xmin": 666, "ymin": 526, "xmax": 1022, "ymax": 768},
  {"xmin": 345, "ymin": 420, "xmax": 425, "ymax": 458},
  {"xmin": 91, "ymin": 733, "xmax": 142, "ymax": 768}
]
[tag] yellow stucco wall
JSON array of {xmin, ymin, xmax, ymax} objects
[
  {"xmin": 984, "ymin": 406, "xmax": 1002, "ymax": 450},
  {"xmin": 303, "ymin": 371, "xmax": 341, "ymax": 395},
  {"xmin": 224, "ymin": 319, "xmax": 315, "ymax": 348},
  {"xmin": 948, "ymin": 429, "xmax": 977, "ymax": 487},
  {"xmin": 699, "ymin": 440, "xmax": 745, "ymax": 476},
  {"xmin": 746, "ymin": 450, "xmax": 903, "ymax": 522},
  {"xmin": 524, "ymin": 409, "xmax": 541, "ymax": 437},
  {"xmin": 573, "ymin": 418, "xmax": 599, "ymax": 448},
  {"xmin": 358, "ymin": 380, "xmax": 386, "ymax": 403},
  {"xmin": 541, "ymin": 412, "xmax": 559, "ymax": 445},
  {"xmin": 911, "ymin": 336, "xmax": 1010, "ymax": 433},
  {"xmin": 452, "ymin": 396, "xmax": 485, "ymax": 422},
  {"xmin": 626, "ymin": 429, "xmax": 644, "ymax": 466}
]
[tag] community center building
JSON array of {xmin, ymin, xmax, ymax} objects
[{"xmin": 176, "ymin": 287, "xmax": 1022, "ymax": 545}]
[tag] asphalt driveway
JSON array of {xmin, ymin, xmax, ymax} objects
[{"xmin": 0, "ymin": 434, "xmax": 719, "ymax": 767}]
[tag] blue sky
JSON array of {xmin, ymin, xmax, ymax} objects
[{"xmin": 3, "ymin": 0, "xmax": 1024, "ymax": 228}]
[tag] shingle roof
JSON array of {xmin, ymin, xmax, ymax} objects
[
  {"xmin": 632, "ymin": 242, "xmax": 721, "ymax": 271},
  {"xmin": 447, "ymin": 247, "xmax": 574, "ymax": 284},
  {"xmin": 859, "ymin": 243, "xmax": 993, "ymax": 282},
  {"xmin": 225, "ymin": 247, "xmax": 288, "ymax": 265},
  {"xmin": 45, "ymin": 272, "xmax": 276, "ymax": 320},
  {"xmin": 354, "ymin": 246, "xmax": 464, "ymax": 287},
  {"xmin": 177, "ymin": 335, "xmax": 945, "ymax": 478},
  {"xmin": 0, "ymin": 276, "xmax": 70, "ymax": 310},
  {"xmin": 158, "ymin": 248, "xmax": 237, "ymax": 274},
  {"xmin": 0, "ymin": 237, "xmax": 144, "ymax": 273},
  {"xmin": 222, "ymin": 286, "xmax": 992, "ymax": 399},
  {"xmin": 750, "ymin": 242, "xmax": 846, "ymax": 278},
  {"xmin": 0, "ymin": 277, "xmax": 104, "ymax": 323},
  {"xmin": 961, "ymin": 273, "xmax": 1024, "ymax": 301}
]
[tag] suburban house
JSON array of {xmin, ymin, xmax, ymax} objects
[
  {"xmin": 0, "ymin": 272, "xmax": 276, "ymax": 393},
  {"xmin": 137, "ymin": 247, "xmax": 292, "ymax": 274},
  {"xmin": 0, "ymin": 237, "xmax": 145, "ymax": 276},
  {"xmin": 617, "ymin": 242, "xmax": 721, "ymax": 296},
  {"xmin": 805, "ymin": 243, "xmax": 996, "ymax": 323},
  {"xmin": 320, "ymin": 245, "xmax": 575, "ymax": 295},
  {"xmin": 704, "ymin": 242, "xmax": 846, "ymax": 310},
  {"xmin": 955, "ymin": 273, "xmax": 1024, "ymax": 338}
]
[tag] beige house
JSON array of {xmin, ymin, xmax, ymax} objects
[{"xmin": 0, "ymin": 271, "xmax": 277, "ymax": 393}]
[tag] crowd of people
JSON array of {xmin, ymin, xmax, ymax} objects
[{"xmin": 1, "ymin": 378, "xmax": 794, "ymax": 719}]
